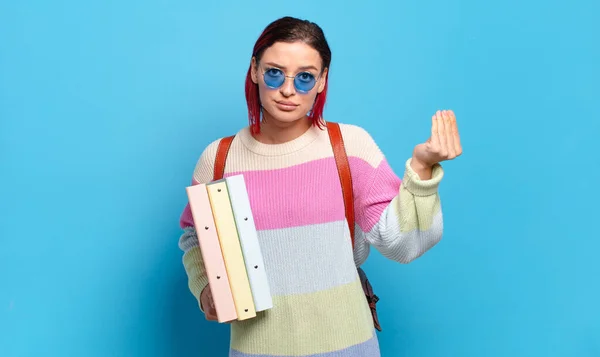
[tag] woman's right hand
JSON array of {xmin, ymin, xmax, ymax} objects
[{"xmin": 200, "ymin": 285, "xmax": 218, "ymax": 321}]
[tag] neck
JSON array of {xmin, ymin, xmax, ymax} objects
[{"xmin": 254, "ymin": 114, "xmax": 312, "ymax": 144}]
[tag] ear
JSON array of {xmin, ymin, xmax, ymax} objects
[
  {"xmin": 250, "ymin": 57, "xmax": 259, "ymax": 84},
  {"xmin": 317, "ymin": 67, "xmax": 328, "ymax": 93}
]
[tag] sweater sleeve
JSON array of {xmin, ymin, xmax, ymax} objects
[
  {"xmin": 345, "ymin": 126, "xmax": 444, "ymax": 266},
  {"xmin": 178, "ymin": 139, "xmax": 220, "ymax": 310}
]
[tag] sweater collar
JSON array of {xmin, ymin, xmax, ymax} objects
[{"xmin": 237, "ymin": 123, "xmax": 322, "ymax": 156}]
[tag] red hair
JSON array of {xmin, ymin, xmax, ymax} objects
[{"xmin": 244, "ymin": 17, "xmax": 331, "ymax": 134}]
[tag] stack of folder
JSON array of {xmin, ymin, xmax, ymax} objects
[{"xmin": 186, "ymin": 174, "xmax": 273, "ymax": 323}]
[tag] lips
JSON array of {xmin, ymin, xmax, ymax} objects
[
  {"xmin": 276, "ymin": 100, "xmax": 297, "ymax": 106},
  {"xmin": 275, "ymin": 100, "xmax": 298, "ymax": 111}
]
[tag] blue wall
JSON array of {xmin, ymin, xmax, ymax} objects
[{"xmin": 1, "ymin": 1, "xmax": 598, "ymax": 356}]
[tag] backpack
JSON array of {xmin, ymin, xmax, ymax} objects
[{"xmin": 212, "ymin": 121, "xmax": 382, "ymax": 332}]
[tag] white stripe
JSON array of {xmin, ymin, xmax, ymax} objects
[{"xmin": 258, "ymin": 220, "xmax": 358, "ymax": 296}]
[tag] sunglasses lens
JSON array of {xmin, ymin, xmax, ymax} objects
[
  {"xmin": 263, "ymin": 68, "xmax": 317, "ymax": 93},
  {"xmin": 294, "ymin": 72, "xmax": 316, "ymax": 92},
  {"xmin": 264, "ymin": 68, "xmax": 285, "ymax": 88}
]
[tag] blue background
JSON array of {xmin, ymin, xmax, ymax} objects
[{"xmin": 1, "ymin": 0, "xmax": 598, "ymax": 356}]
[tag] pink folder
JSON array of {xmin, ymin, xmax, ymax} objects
[{"xmin": 186, "ymin": 183, "xmax": 237, "ymax": 323}]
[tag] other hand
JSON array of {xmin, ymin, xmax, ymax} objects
[
  {"xmin": 200, "ymin": 285, "xmax": 218, "ymax": 321},
  {"xmin": 411, "ymin": 110, "xmax": 462, "ymax": 177}
]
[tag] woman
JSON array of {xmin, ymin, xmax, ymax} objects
[{"xmin": 178, "ymin": 16, "xmax": 462, "ymax": 357}]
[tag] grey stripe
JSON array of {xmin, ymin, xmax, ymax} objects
[
  {"xmin": 178, "ymin": 227, "xmax": 199, "ymax": 252},
  {"xmin": 258, "ymin": 220, "xmax": 358, "ymax": 296},
  {"xmin": 360, "ymin": 207, "xmax": 443, "ymax": 264},
  {"xmin": 353, "ymin": 223, "xmax": 371, "ymax": 267}
]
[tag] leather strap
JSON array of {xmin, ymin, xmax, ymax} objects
[
  {"xmin": 326, "ymin": 121, "xmax": 355, "ymax": 248},
  {"xmin": 327, "ymin": 122, "xmax": 381, "ymax": 331},
  {"xmin": 213, "ymin": 135, "xmax": 235, "ymax": 181}
]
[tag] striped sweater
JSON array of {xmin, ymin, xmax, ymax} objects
[{"xmin": 178, "ymin": 122, "xmax": 444, "ymax": 357}]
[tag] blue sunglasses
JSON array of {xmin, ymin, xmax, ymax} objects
[{"xmin": 262, "ymin": 67, "xmax": 319, "ymax": 94}]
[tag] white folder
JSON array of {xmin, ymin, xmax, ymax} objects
[{"xmin": 225, "ymin": 174, "xmax": 273, "ymax": 312}]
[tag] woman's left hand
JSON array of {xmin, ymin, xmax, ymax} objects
[{"xmin": 410, "ymin": 110, "xmax": 462, "ymax": 179}]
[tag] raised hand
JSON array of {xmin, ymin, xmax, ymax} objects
[{"xmin": 411, "ymin": 110, "xmax": 462, "ymax": 178}]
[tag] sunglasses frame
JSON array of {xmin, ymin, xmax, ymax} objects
[{"xmin": 260, "ymin": 66, "xmax": 323, "ymax": 94}]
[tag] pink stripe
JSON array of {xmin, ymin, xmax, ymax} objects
[
  {"xmin": 350, "ymin": 158, "xmax": 401, "ymax": 232},
  {"xmin": 225, "ymin": 158, "xmax": 345, "ymax": 231},
  {"xmin": 180, "ymin": 156, "xmax": 401, "ymax": 232}
]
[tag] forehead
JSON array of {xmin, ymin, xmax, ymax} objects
[{"xmin": 260, "ymin": 41, "xmax": 322, "ymax": 70}]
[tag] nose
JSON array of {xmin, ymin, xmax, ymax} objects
[{"xmin": 279, "ymin": 76, "xmax": 295, "ymax": 97}]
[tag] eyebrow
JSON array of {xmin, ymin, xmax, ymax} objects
[{"xmin": 264, "ymin": 62, "xmax": 320, "ymax": 72}]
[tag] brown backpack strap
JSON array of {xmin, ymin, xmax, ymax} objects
[
  {"xmin": 326, "ymin": 121, "xmax": 382, "ymax": 332},
  {"xmin": 213, "ymin": 135, "xmax": 235, "ymax": 181},
  {"xmin": 326, "ymin": 121, "xmax": 355, "ymax": 248}
]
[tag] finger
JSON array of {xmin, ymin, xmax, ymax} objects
[
  {"xmin": 205, "ymin": 306, "xmax": 218, "ymax": 321},
  {"xmin": 442, "ymin": 110, "xmax": 456, "ymax": 157},
  {"xmin": 436, "ymin": 110, "xmax": 447, "ymax": 157},
  {"xmin": 206, "ymin": 314, "xmax": 217, "ymax": 321},
  {"xmin": 431, "ymin": 113, "xmax": 440, "ymax": 149},
  {"xmin": 448, "ymin": 110, "xmax": 462, "ymax": 155},
  {"xmin": 205, "ymin": 289, "xmax": 214, "ymax": 305}
]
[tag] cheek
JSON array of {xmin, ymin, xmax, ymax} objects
[
  {"xmin": 256, "ymin": 82, "xmax": 270, "ymax": 102},
  {"xmin": 299, "ymin": 92, "xmax": 319, "ymax": 108}
]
